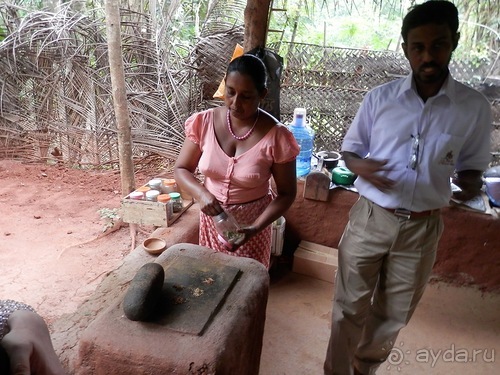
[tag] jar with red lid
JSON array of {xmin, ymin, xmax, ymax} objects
[
  {"xmin": 162, "ymin": 179, "xmax": 178, "ymax": 194},
  {"xmin": 157, "ymin": 194, "xmax": 173, "ymax": 220}
]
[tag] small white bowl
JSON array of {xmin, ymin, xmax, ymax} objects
[{"xmin": 142, "ymin": 237, "xmax": 167, "ymax": 255}]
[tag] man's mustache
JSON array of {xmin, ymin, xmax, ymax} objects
[{"xmin": 420, "ymin": 63, "xmax": 440, "ymax": 70}]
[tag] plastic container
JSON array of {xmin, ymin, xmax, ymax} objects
[
  {"xmin": 289, "ymin": 107, "xmax": 315, "ymax": 177},
  {"xmin": 129, "ymin": 191, "xmax": 144, "ymax": 200},
  {"xmin": 271, "ymin": 216, "xmax": 286, "ymax": 256},
  {"xmin": 168, "ymin": 192, "xmax": 183, "ymax": 212},
  {"xmin": 148, "ymin": 178, "xmax": 163, "ymax": 191},
  {"xmin": 212, "ymin": 211, "xmax": 244, "ymax": 251},
  {"xmin": 331, "ymin": 166, "xmax": 356, "ymax": 185},
  {"xmin": 136, "ymin": 186, "xmax": 151, "ymax": 199},
  {"xmin": 145, "ymin": 190, "xmax": 160, "ymax": 202}
]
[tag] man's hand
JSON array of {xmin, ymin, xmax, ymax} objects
[
  {"xmin": 343, "ymin": 152, "xmax": 395, "ymax": 192},
  {"xmin": 452, "ymin": 170, "xmax": 483, "ymax": 202}
]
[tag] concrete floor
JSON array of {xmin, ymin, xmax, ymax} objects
[{"xmin": 260, "ymin": 266, "xmax": 500, "ymax": 375}]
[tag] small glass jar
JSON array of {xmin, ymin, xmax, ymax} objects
[
  {"xmin": 212, "ymin": 211, "xmax": 244, "ymax": 251},
  {"xmin": 157, "ymin": 194, "xmax": 173, "ymax": 220},
  {"xmin": 136, "ymin": 186, "xmax": 151, "ymax": 199},
  {"xmin": 168, "ymin": 192, "xmax": 183, "ymax": 213},
  {"xmin": 162, "ymin": 179, "xmax": 178, "ymax": 194}
]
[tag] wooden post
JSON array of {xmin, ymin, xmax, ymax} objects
[
  {"xmin": 105, "ymin": 0, "xmax": 135, "ymax": 197},
  {"xmin": 243, "ymin": 0, "xmax": 272, "ymax": 52}
]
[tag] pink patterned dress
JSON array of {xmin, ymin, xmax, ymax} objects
[{"xmin": 184, "ymin": 109, "xmax": 299, "ymax": 268}]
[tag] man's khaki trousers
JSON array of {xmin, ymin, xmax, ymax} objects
[{"xmin": 324, "ymin": 196, "xmax": 443, "ymax": 375}]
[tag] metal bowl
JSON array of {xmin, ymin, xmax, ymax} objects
[{"xmin": 316, "ymin": 151, "xmax": 342, "ymax": 170}]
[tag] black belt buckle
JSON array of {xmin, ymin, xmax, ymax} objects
[{"xmin": 394, "ymin": 208, "xmax": 411, "ymax": 219}]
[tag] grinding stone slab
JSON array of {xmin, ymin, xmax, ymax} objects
[{"xmin": 151, "ymin": 255, "xmax": 241, "ymax": 335}]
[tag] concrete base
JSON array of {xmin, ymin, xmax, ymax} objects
[
  {"xmin": 284, "ymin": 180, "xmax": 500, "ymax": 291},
  {"xmin": 76, "ymin": 244, "xmax": 269, "ymax": 375}
]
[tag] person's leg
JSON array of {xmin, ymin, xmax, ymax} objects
[
  {"xmin": 0, "ymin": 344, "xmax": 9, "ymax": 374},
  {"xmin": 354, "ymin": 213, "xmax": 443, "ymax": 374},
  {"xmin": 324, "ymin": 197, "xmax": 397, "ymax": 375},
  {"xmin": 2, "ymin": 309, "xmax": 66, "ymax": 375}
]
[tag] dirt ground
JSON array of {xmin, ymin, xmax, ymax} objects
[
  {"xmin": 0, "ymin": 159, "xmax": 158, "ymax": 325},
  {"xmin": 1, "ymin": 158, "xmax": 498, "ymax": 328}
]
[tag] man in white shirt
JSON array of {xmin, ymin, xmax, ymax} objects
[{"xmin": 323, "ymin": 1, "xmax": 492, "ymax": 374}]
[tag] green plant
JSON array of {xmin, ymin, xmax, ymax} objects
[{"xmin": 98, "ymin": 207, "xmax": 121, "ymax": 232}]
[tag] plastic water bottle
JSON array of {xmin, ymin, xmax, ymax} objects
[{"xmin": 289, "ymin": 108, "xmax": 315, "ymax": 177}]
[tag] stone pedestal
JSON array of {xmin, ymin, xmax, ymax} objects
[{"xmin": 76, "ymin": 244, "xmax": 269, "ymax": 375}]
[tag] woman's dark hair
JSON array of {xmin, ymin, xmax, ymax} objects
[
  {"xmin": 226, "ymin": 54, "xmax": 267, "ymax": 92},
  {"xmin": 401, "ymin": 1, "xmax": 459, "ymax": 43}
]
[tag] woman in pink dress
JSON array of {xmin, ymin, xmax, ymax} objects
[{"xmin": 174, "ymin": 54, "xmax": 299, "ymax": 269}]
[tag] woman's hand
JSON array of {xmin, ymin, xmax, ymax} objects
[
  {"xmin": 196, "ymin": 190, "xmax": 223, "ymax": 217},
  {"xmin": 231, "ymin": 225, "xmax": 259, "ymax": 250},
  {"xmin": 174, "ymin": 138, "xmax": 226, "ymax": 215}
]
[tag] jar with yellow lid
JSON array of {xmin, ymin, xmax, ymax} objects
[{"xmin": 135, "ymin": 186, "xmax": 151, "ymax": 199}]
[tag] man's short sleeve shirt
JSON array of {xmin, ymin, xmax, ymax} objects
[{"xmin": 341, "ymin": 73, "xmax": 492, "ymax": 211}]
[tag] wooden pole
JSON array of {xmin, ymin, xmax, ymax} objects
[
  {"xmin": 243, "ymin": 0, "xmax": 273, "ymax": 52},
  {"xmin": 105, "ymin": 0, "xmax": 135, "ymax": 197}
]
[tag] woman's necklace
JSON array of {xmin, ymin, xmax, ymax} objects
[{"xmin": 227, "ymin": 109, "xmax": 259, "ymax": 141}]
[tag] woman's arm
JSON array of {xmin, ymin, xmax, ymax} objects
[
  {"xmin": 236, "ymin": 160, "xmax": 297, "ymax": 245},
  {"xmin": 173, "ymin": 138, "xmax": 222, "ymax": 216}
]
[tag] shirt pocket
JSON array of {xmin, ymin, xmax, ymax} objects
[{"xmin": 432, "ymin": 133, "xmax": 465, "ymax": 171}]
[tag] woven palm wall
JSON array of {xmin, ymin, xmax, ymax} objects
[
  {"xmin": 0, "ymin": 3, "xmax": 498, "ymax": 167},
  {"xmin": 0, "ymin": 5, "xmax": 191, "ymax": 171},
  {"xmin": 269, "ymin": 42, "xmax": 499, "ymax": 162}
]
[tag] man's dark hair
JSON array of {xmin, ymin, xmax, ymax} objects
[{"xmin": 401, "ymin": 1, "xmax": 459, "ymax": 43}]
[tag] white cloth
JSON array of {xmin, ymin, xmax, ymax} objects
[{"xmin": 341, "ymin": 73, "xmax": 492, "ymax": 212}]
